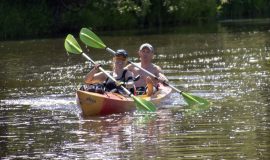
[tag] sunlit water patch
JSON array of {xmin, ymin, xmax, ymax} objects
[
  {"xmin": 0, "ymin": 95, "xmax": 80, "ymax": 115},
  {"xmin": 159, "ymin": 46, "xmax": 270, "ymax": 103}
]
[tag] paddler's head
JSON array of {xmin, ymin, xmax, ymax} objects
[
  {"xmin": 113, "ymin": 49, "xmax": 128, "ymax": 69},
  {"xmin": 138, "ymin": 43, "xmax": 154, "ymax": 63},
  {"xmin": 139, "ymin": 43, "xmax": 154, "ymax": 53}
]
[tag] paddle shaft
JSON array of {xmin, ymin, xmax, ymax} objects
[
  {"xmin": 81, "ymin": 52, "xmax": 133, "ymax": 97},
  {"xmin": 105, "ymin": 47, "xmax": 183, "ymax": 94}
]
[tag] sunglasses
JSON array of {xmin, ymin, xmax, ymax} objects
[{"xmin": 114, "ymin": 60, "xmax": 125, "ymax": 65}]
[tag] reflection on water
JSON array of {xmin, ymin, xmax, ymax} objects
[{"xmin": 0, "ymin": 24, "xmax": 270, "ymax": 159}]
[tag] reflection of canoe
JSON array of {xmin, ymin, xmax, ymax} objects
[{"xmin": 76, "ymin": 83, "xmax": 172, "ymax": 116}]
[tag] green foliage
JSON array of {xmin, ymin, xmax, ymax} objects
[
  {"xmin": 0, "ymin": 0, "xmax": 269, "ymax": 40},
  {"xmin": 217, "ymin": 0, "xmax": 270, "ymax": 19},
  {"xmin": 0, "ymin": 0, "xmax": 53, "ymax": 39}
]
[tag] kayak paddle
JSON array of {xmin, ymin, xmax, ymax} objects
[
  {"xmin": 79, "ymin": 28, "xmax": 210, "ymax": 106},
  {"xmin": 64, "ymin": 34, "xmax": 156, "ymax": 112}
]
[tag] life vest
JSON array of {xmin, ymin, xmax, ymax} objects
[{"xmin": 104, "ymin": 69, "xmax": 135, "ymax": 94}]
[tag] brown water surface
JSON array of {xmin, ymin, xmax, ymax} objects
[{"xmin": 0, "ymin": 24, "xmax": 269, "ymax": 159}]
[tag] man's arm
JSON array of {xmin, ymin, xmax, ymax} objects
[{"xmin": 156, "ymin": 65, "xmax": 169, "ymax": 83}]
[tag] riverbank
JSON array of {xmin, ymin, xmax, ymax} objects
[{"xmin": 1, "ymin": 0, "xmax": 270, "ymax": 41}]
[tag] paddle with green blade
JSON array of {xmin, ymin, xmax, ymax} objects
[
  {"xmin": 64, "ymin": 34, "xmax": 156, "ymax": 112},
  {"xmin": 79, "ymin": 28, "xmax": 210, "ymax": 106}
]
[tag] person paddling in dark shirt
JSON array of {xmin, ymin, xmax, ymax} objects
[{"xmin": 84, "ymin": 49, "xmax": 135, "ymax": 94}]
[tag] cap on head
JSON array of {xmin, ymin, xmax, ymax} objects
[
  {"xmin": 139, "ymin": 43, "xmax": 154, "ymax": 53},
  {"xmin": 115, "ymin": 49, "xmax": 128, "ymax": 58}
]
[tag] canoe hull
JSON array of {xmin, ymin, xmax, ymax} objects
[{"xmin": 76, "ymin": 84, "xmax": 172, "ymax": 116}]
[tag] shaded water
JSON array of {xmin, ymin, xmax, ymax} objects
[{"xmin": 1, "ymin": 24, "xmax": 270, "ymax": 159}]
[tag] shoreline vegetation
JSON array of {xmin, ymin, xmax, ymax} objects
[{"xmin": 1, "ymin": 0, "xmax": 270, "ymax": 41}]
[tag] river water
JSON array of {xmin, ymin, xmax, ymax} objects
[{"xmin": 0, "ymin": 23, "xmax": 269, "ymax": 159}]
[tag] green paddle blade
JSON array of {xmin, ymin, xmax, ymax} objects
[
  {"xmin": 133, "ymin": 96, "xmax": 156, "ymax": 112},
  {"xmin": 80, "ymin": 28, "xmax": 106, "ymax": 49},
  {"xmin": 64, "ymin": 34, "xmax": 82, "ymax": 54},
  {"xmin": 182, "ymin": 92, "xmax": 210, "ymax": 106}
]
